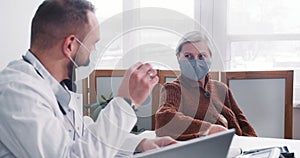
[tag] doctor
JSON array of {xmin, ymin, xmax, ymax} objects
[{"xmin": 0, "ymin": 0, "xmax": 176, "ymax": 157}]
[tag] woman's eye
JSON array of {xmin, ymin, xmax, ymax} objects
[
  {"xmin": 198, "ymin": 54, "xmax": 207, "ymax": 60},
  {"xmin": 184, "ymin": 54, "xmax": 194, "ymax": 60},
  {"xmin": 198, "ymin": 54, "xmax": 204, "ymax": 59}
]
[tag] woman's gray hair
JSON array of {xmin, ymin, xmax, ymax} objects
[{"xmin": 176, "ymin": 31, "xmax": 214, "ymax": 57}]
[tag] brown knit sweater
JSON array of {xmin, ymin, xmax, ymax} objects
[{"xmin": 155, "ymin": 74, "xmax": 257, "ymax": 140}]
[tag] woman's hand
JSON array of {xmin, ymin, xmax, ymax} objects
[{"xmin": 135, "ymin": 136, "xmax": 177, "ymax": 152}]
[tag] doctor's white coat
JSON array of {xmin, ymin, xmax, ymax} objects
[{"xmin": 0, "ymin": 51, "xmax": 143, "ymax": 158}]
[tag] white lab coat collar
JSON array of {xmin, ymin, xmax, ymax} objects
[{"xmin": 23, "ymin": 51, "xmax": 71, "ymax": 110}]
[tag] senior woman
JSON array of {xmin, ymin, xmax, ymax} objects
[{"xmin": 155, "ymin": 31, "xmax": 257, "ymax": 140}]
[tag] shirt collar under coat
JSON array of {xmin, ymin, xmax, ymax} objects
[
  {"xmin": 179, "ymin": 73, "xmax": 211, "ymax": 92},
  {"xmin": 23, "ymin": 50, "xmax": 71, "ymax": 110}
]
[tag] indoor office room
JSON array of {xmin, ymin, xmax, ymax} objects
[{"xmin": 0, "ymin": 0, "xmax": 299, "ymax": 158}]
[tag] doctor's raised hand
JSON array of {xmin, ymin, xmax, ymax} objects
[
  {"xmin": 118, "ymin": 62, "xmax": 159, "ymax": 107},
  {"xmin": 117, "ymin": 62, "xmax": 177, "ymax": 152}
]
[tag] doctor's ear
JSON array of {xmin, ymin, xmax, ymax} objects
[{"xmin": 62, "ymin": 35, "xmax": 77, "ymax": 58}]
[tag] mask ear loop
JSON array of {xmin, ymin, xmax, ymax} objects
[
  {"xmin": 68, "ymin": 55, "xmax": 79, "ymax": 68},
  {"xmin": 69, "ymin": 37, "xmax": 89, "ymax": 68},
  {"xmin": 75, "ymin": 38, "xmax": 91, "ymax": 52}
]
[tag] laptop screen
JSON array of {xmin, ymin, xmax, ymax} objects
[{"xmin": 133, "ymin": 129, "xmax": 235, "ymax": 158}]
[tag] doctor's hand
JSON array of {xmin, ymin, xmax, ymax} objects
[
  {"xmin": 135, "ymin": 137, "xmax": 177, "ymax": 152},
  {"xmin": 118, "ymin": 62, "xmax": 158, "ymax": 107}
]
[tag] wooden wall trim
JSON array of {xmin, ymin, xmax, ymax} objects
[
  {"xmin": 89, "ymin": 71, "xmax": 97, "ymax": 104},
  {"xmin": 84, "ymin": 69, "xmax": 294, "ymax": 137},
  {"xmin": 224, "ymin": 70, "xmax": 293, "ymax": 85},
  {"xmin": 285, "ymin": 71, "xmax": 294, "ymax": 139},
  {"xmin": 82, "ymin": 78, "xmax": 89, "ymax": 116},
  {"xmin": 225, "ymin": 70, "xmax": 294, "ymax": 139},
  {"xmin": 90, "ymin": 70, "xmax": 126, "ymax": 104}
]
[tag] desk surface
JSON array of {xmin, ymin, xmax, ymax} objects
[
  {"xmin": 139, "ymin": 130, "xmax": 300, "ymax": 157},
  {"xmin": 231, "ymin": 135, "xmax": 300, "ymax": 157}
]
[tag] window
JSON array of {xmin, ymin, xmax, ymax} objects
[
  {"xmin": 140, "ymin": 0, "xmax": 194, "ymax": 19},
  {"xmin": 89, "ymin": 0, "xmax": 300, "ymax": 104},
  {"xmin": 89, "ymin": 0, "xmax": 123, "ymax": 69},
  {"xmin": 228, "ymin": 0, "xmax": 300, "ymax": 35},
  {"xmin": 90, "ymin": 0, "xmax": 195, "ymax": 70},
  {"xmin": 226, "ymin": 0, "xmax": 300, "ymax": 104},
  {"xmin": 90, "ymin": 0, "xmax": 123, "ymax": 23}
]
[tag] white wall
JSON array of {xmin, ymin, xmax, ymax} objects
[{"xmin": 0, "ymin": 0, "xmax": 43, "ymax": 70}]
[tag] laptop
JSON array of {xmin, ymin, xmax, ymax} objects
[{"xmin": 133, "ymin": 129, "xmax": 235, "ymax": 158}]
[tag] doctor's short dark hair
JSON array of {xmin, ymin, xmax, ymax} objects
[
  {"xmin": 30, "ymin": 0, "xmax": 95, "ymax": 49},
  {"xmin": 176, "ymin": 31, "xmax": 213, "ymax": 57}
]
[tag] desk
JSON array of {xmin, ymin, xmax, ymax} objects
[
  {"xmin": 139, "ymin": 131, "xmax": 300, "ymax": 157},
  {"xmin": 231, "ymin": 136, "xmax": 300, "ymax": 157}
]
